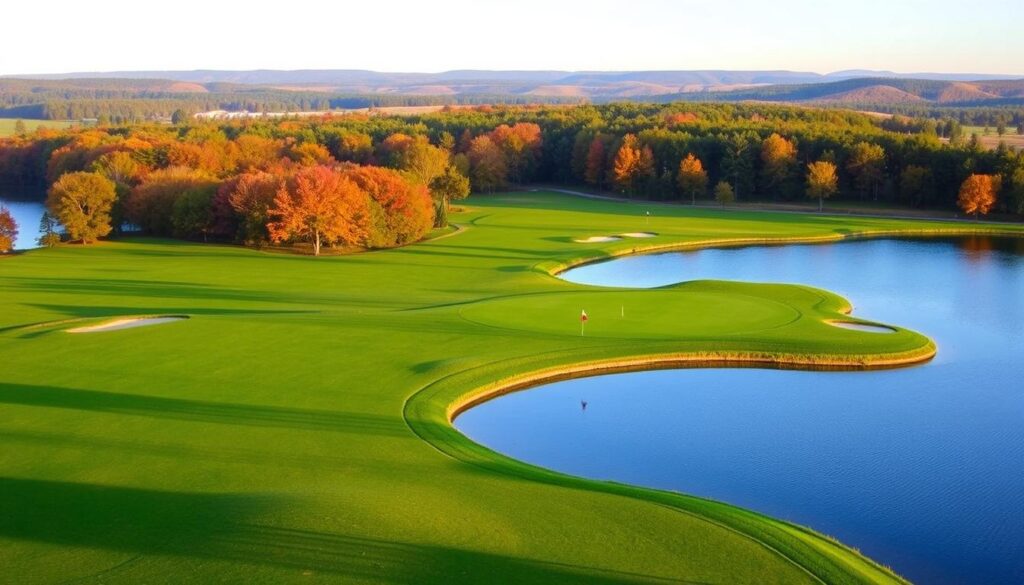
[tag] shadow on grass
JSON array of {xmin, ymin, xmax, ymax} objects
[
  {"xmin": 0, "ymin": 477, "xmax": 691, "ymax": 584},
  {"xmin": 0, "ymin": 384, "xmax": 409, "ymax": 437}
]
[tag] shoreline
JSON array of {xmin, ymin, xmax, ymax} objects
[{"xmin": 445, "ymin": 344, "xmax": 937, "ymax": 423}]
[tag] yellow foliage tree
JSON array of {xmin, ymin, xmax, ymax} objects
[{"xmin": 806, "ymin": 161, "xmax": 839, "ymax": 211}]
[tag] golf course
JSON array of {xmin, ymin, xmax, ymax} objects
[{"xmin": 2, "ymin": 191, "xmax": 1021, "ymax": 584}]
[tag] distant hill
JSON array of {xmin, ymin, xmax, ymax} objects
[
  {"xmin": 665, "ymin": 77, "xmax": 1024, "ymax": 106},
  {"xmin": 2, "ymin": 70, "xmax": 1024, "ymax": 121},
  {"xmin": 6, "ymin": 69, "xmax": 1021, "ymax": 101}
]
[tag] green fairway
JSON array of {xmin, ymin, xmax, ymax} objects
[
  {"xmin": 0, "ymin": 119, "xmax": 81, "ymax": 136},
  {"xmin": 2, "ymin": 192, "xmax": 1021, "ymax": 584}
]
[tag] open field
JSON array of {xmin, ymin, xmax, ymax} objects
[
  {"xmin": 962, "ymin": 125, "xmax": 1024, "ymax": 150},
  {"xmin": 2, "ymin": 192, "xmax": 1022, "ymax": 584},
  {"xmin": 0, "ymin": 119, "xmax": 81, "ymax": 136}
]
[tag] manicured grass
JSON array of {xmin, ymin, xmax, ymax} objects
[
  {"xmin": 2, "ymin": 192, "xmax": 1021, "ymax": 584},
  {"xmin": 0, "ymin": 119, "xmax": 81, "ymax": 137}
]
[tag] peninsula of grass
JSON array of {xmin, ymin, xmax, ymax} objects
[{"xmin": 2, "ymin": 191, "xmax": 1021, "ymax": 584}]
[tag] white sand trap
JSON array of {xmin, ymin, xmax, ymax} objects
[
  {"xmin": 67, "ymin": 316, "xmax": 188, "ymax": 333},
  {"xmin": 574, "ymin": 236, "xmax": 622, "ymax": 243},
  {"xmin": 620, "ymin": 232, "xmax": 657, "ymax": 238},
  {"xmin": 828, "ymin": 320, "xmax": 895, "ymax": 333}
]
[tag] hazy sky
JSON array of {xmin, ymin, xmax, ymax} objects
[{"xmin": 2, "ymin": 0, "xmax": 1021, "ymax": 75}]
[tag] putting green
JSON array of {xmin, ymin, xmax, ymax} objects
[
  {"xmin": 460, "ymin": 287, "xmax": 802, "ymax": 339},
  {"xmin": 2, "ymin": 191, "xmax": 1022, "ymax": 584}
]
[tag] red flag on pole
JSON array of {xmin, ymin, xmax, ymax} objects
[{"xmin": 580, "ymin": 309, "xmax": 588, "ymax": 322}]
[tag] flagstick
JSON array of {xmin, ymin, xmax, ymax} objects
[{"xmin": 581, "ymin": 320, "xmax": 585, "ymax": 336}]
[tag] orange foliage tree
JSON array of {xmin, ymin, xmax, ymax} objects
[
  {"xmin": 957, "ymin": 174, "xmax": 1000, "ymax": 218},
  {"xmin": 611, "ymin": 134, "xmax": 641, "ymax": 194},
  {"xmin": 0, "ymin": 207, "xmax": 17, "ymax": 253},
  {"xmin": 343, "ymin": 165, "xmax": 434, "ymax": 247},
  {"xmin": 584, "ymin": 136, "xmax": 606, "ymax": 187},
  {"xmin": 219, "ymin": 171, "xmax": 283, "ymax": 244},
  {"xmin": 268, "ymin": 166, "xmax": 368, "ymax": 256}
]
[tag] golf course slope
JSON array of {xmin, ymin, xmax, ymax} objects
[{"xmin": 2, "ymin": 191, "xmax": 1021, "ymax": 584}]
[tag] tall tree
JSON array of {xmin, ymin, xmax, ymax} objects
[
  {"xmin": 677, "ymin": 153, "xmax": 708, "ymax": 204},
  {"xmin": 722, "ymin": 133, "xmax": 756, "ymax": 198},
  {"xmin": 429, "ymin": 166, "xmax": 470, "ymax": 210},
  {"xmin": 611, "ymin": 134, "xmax": 641, "ymax": 194},
  {"xmin": 584, "ymin": 137, "xmax": 606, "ymax": 187},
  {"xmin": 268, "ymin": 166, "xmax": 369, "ymax": 256},
  {"xmin": 806, "ymin": 161, "xmax": 839, "ymax": 212},
  {"xmin": 0, "ymin": 207, "xmax": 17, "ymax": 253},
  {"xmin": 225, "ymin": 171, "xmax": 282, "ymax": 244},
  {"xmin": 899, "ymin": 165, "xmax": 931, "ymax": 207},
  {"xmin": 846, "ymin": 142, "xmax": 886, "ymax": 200},
  {"xmin": 957, "ymin": 174, "xmax": 999, "ymax": 218},
  {"xmin": 38, "ymin": 211, "xmax": 61, "ymax": 248},
  {"xmin": 760, "ymin": 133, "xmax": 797, "ymax": 198},
  {"xmin": 467, "ymin": 136, "xmax": 507, "ymax": 192},
  {"xmin": 46, "ymin": 172, "xmax": 116, "ymax": 243}
]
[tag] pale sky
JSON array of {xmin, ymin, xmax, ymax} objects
[{"xmin": 2, "ymin": 0, "xmax": 1022, "ymax": 75}]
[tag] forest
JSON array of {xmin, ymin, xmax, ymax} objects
[{"xmin": 1, "ymin": 101, "xmax": 1022, "ymax": 253}]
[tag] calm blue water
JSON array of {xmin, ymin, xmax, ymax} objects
[
  {"xmin": 0, "ymin": 192, "xmax": 45, "ymax": 250},
  {"xmin": 455, "ymin": 237, "xmax": 1024, "ymax": 585}
]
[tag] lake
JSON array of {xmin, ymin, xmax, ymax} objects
[
  {"xmin": 0, "ymin": 190, "xmax": 46, "ymax": 250},
  {"xmin": 455, "ymin": 236, "xmax": 1024, "ymax": 584}
]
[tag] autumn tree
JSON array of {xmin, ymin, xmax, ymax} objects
[
  {"xmin": 677, "ymin": 153, "xmax": 708, "ymax": 204},
  {"xmin": 379, "ymin": 133, "xmax": 449, "ymax": 186},
  {"xmin": 713, "ymin": 181, "xmax": 735, "ymax": 207},
  {"xmin": 489, "ymin": 123, "xmax": 542, "ymax": 183},
  {"xmin": 806, "ymin": 161, "xmax": 839, "ymax": 211},
  {"xmin": 611, "ymin": 134, "xmax": 642, "ymax": 194},
  {"xmin": 223, "ymin": 171, "xmax": 281, "ymax": 244},
  {"xmin": 286, "ymin": 141, "xmax": 334, "ymax": 166},
  {"xmin": 344, "ymin": 165, "xmax": 434, "ymax": 247},
  {"xmin": 0, "ymin": 207, "xmax": 17, "ymax": 253},
  {"xmin": 957, "ymin": 174, "xmax": 999, "ymax": 218},
  {"xmin": 760, "ymin": 133, "xmax": 797, "ymax": 198},
  {"xmin": 126, "ymin": 167, "xmax": 219, "ymax": 235},
  {"xmin": 467, "ymin": 136, "xmax": 507, "ymax": 192},
  {"xmin": 46, "ymin": 172, "xmax": 117, "ymax": 243},
  {"xmin": 846, "ymin": 142, "xmax": 886, "ymax": 200},
  {"xmin": 268, "ymin": 165, "xmax": 369, "ymax": 256},
  {"xmin": 584, "ymin": 136, "xmax": 606, "ymax": 187}
]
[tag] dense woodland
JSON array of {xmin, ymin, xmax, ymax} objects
[{"xmin": 1, "ymin": 102, "xmax": 1022, "ymax": 252}]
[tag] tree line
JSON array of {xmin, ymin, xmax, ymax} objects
[{"xmin": 1, "ymin": 102, "xmax": 1022, "ymax": 254}]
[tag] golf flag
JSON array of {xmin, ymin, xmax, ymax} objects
[
  {"xmin": 580, "ymin": 309, "xmax": 588, "ymax": 322},
  {"xmin": 580, "ymin": 309, "xmax": 588, "ymax": 336}
]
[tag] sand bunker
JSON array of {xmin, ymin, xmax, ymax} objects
[
  {"xmin": 67, "ymin": 316, "xmax": 188, "ymax": 333},
  {"xmin": 828, "ymin": 320, "xmax": 895, "ymax": 333},
  {"xmin": 574, "ymin": 236, "xmax": 622, "ymax": 243},
  {"xmin": 619, "ymin": 232, "xmax": 657, "ymax": 238}
]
